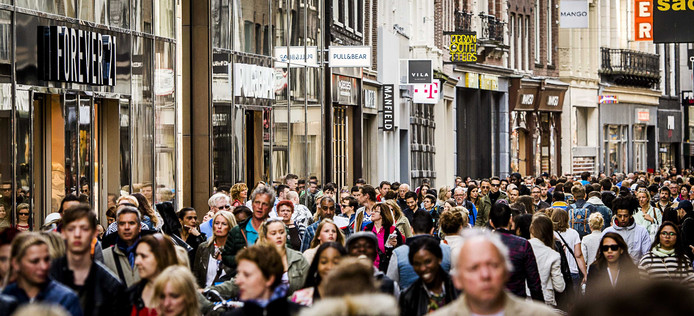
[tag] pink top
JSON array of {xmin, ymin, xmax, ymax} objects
[{"xmin": 371, "ymin": 225, "xmax": 388, "ymax": 269}]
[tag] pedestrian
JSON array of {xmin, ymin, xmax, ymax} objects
[
  {"xmin": 438, "ymin": 209, "xmax": 464, "ymax": 275},
  {"xmin": 276, "ymin": 200, "xmax": 303, "ymax": 250},
  {"xmin": 581, "ymin": 212, "xmax": 605, "ymax": 268},
  {"xmin": 301, "ymin": 197, "xmax": 336, "ymax": 252},
  {"xmin": 586, "ymin": 191, "xmax": 612, "ymax": 230},
  {"xmin": 193, "ymin": 210, "xmax": 235, "ymax": 288},
  {"xmin": 602, "ymin": 196, "xmax": 652, "ymax": 261},
  {"xmin": 200, "ymin": 193, "xmax": 232, "ymax": 239},
  {"xmin": 566, "ymin": 185, "xmax": 598, "ymax": 239},
  {"xmin": 1, "ymin": 232, "xmax": 82, "ymax": 316},
  {"xmin": 386, "ymin": 210, "xmax": 451, "ymax": 291},
  {"xmin": 127, "ymin": 233, "xmax": 182, "ymax": 315},
  {"xmin": 528, "ymin": 215, "xmax": 565, "ymax": 306},
  {"xmin": 102, "ymin": 206, "xmax": 154, "ymax": 287},
  {"xmin": 50, "ymin": 205, "xmax": 128, "ymax": 316},
  {"xmin": 399, "ymin": 237, "xmax": 459, "ymax": 316},
  {"xmin": 0, "ymin": 227, "xmax": 19, "ymax": 281},
  {"xmin": 531, "ymin": 185, "xmax": 550, "ymax": 212},
  {"xmin": 302, "ymin": 219, "xmax": 345, "ymax": 264},
  {"xmin": 152, "ymin": 265, "xmax": 199, "ymax": 316},
  {"xmin": 230, "ymin": 182, "xmax": 248, "ymax": 207},
  {"xmin": 634, "ymin": 189, "xmax": 662, "ymax": 240},
  {"xmin": 353, "ymin": 185, "xmax": 380, "ymax": 233},
  {"xmin": 290, "ymin": 242, "xmax": 347, "ymax": 306},
  {"xmin": 638, "ymin": 221, "xmax": 694, "ymax": 286},
  {"xmin": 345, "ymin": 231, "xmax": 400, "ymax": 297},
  {"xmin": 551, "ymin": 208, "xmax": 588, "ymax": 291},
  {"xmin": 14, "ymin": 203, "xmax": 31, "ymax": 232},
  {"xmin": 176, "ymin": 207, "xmax": 207, "ymax": 263},
  {"xmin": 363, "ymin": 202, "xmax": 405, "ymax": 272},
  {"xmin": 489, "ymin": 202, "xmax": 544, "ymax": 301},
  {"xmin": 585, "ymin": 232, "xmax": 638, "ymax": 294},
  {"xmin": 431, "ymin": 228, "xmax": 558, "ymax": 316},
  {"xmin": 221, "ymin": 185, "xmax": 275, "ymax": 269},
  {"xmin": 385, "ymin": 199, "xmax": 413, "ymax": 239},
  {"xmin": 221, "ymin": 244, "xmax": 302, "ymax": 316},
  {"xmin": 132, "ymin": 193, "xmax": 162, "ymax": 231}
]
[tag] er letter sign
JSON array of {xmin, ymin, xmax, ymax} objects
[{"xmin": 634, "ymin": 0, "xmax": 653, "ymax": 41}]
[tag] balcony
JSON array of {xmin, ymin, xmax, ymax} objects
[
  {"xmin": 480, "ymin": 14, "xmax": 504, "ymax": 42},
  {"xmin": 455, "ymin": 10, "xmax": 473, "ymax": 32},
  {"xmin": 600, "ymin": 48, "xmax": 660, "ymax": 89}
]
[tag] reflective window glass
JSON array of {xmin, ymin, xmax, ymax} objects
[
  {"xmin": 155, "ymin": 0, "xmax": 175, "ymax": 38},
  {"xmin": 120, "ymin": 99, "xmax": 132, "ymax": 192},
  {"xmin": 212, "ymin": 0, "xmax": 232, "ymax": 49},
  {"xmin": 154, "ymin": 41, "xmax": 176, "ymax": 203},
  {"xmin": 109, "ymin": 0, "xmax": 130, "ymax": 29},
  {"xmin": 132, "ymin": 0, "xmax": 153, "ymax": 33},
  {"xmin": 0, "ymin": 11, "xmax": 10, "ymax": 82},
  {"xmin": 132, "ymin": 36, "xmax": 154, "ymax": 197},
  {"xmin": 0, "ymin": 84, "xmax": 12, "ymax": 227},
  {"xmin": 235, "ymin": 0, "xmax": 270, "ymax": 55},
  {"xmin": 213, "ymin": 104, "xmax": 234, "ymax": 188},
  {"xmin": 78, "ymin": 97, "xmax": 92, "ymax": 204},
  {"xmin": 17, "ymin": 0, "xmax": 76, "ymax": 17},
  {"xmin": 16, "ymin": 90, "xmax": 32, "ymax": 224},
  {"xmin": 64, "ymin": 94, "xmax": 79, "ymax": 197}
]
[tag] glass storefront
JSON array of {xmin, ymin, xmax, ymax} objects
[
  {"xmin": 604, "ymin": 125, "xmax": 627, "ymax": 175},
  {"xmin": 0, "ymin": 2, "xmax": 178, "ymax": 227}
]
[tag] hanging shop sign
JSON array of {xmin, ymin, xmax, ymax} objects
[
  {"xmin": 331, "ymin": 75, "xmax": 359, "ymax": 105},
  {"xmin": 328, "ymin": 46, "xmax": 372, "ymax": 68},
  {"xmin": 445, "ymin": 31, "xmax": 478, "ymax": 64},
  {"xmin": 38, "ymin": 26, "xmax": 117, "ymax": 86},
  {"xmin": 653, "ymin": 0, "xmax": 694, "ymax": 42},
  {"xmin": 560, "ymin": 0, "xmax": 589, "ymax": 28},
  {"xmin": 537, "ymin": 89, "xmax": 566, "ymax": 112},
  {"xmin": 599, "ymin": 95, "xmax": 619, "ymax": 104},
  {"xmin": 413, "ymin": 80, "xmax": 441, "ymax": 104},
  {"xmin": 479, "ymin": 74, "xmax": 499, "ymax": 90},
  {"xmin": 234, "ymin": 63, "xmax": 275, "ymax": 100},
  {"xmin": 274, "ymin": 46, "xmax": 318, "ymax": 68},
  {"xmin": 383, "ymin": 84, "xmax": 395, "ymax": 131},
  {"xmin": 634, "ymin": 0, "xmax": 653, "ymax": 41}
]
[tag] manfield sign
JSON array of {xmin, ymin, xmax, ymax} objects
[{"xmin": 653, "ymin": 0, "xmax": 694, "ymax": 42}]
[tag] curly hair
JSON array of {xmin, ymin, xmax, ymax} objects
[{"xmin": 230, "ymin": 183, "xmax": 248, "ymax": 202}]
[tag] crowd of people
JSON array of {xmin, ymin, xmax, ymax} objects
[{"xmin": 2, "ymin": 171, "xmax": 694, "ymax": 315}]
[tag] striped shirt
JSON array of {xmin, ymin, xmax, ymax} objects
[{"xmin": 638, "ymin": 252, "xmax": 694, "ymax": 286}]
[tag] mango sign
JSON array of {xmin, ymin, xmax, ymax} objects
[
  {"xmin": 653, "ymin": 0, "xmax": 694, "ymax": 42},
  {"xmin": 634, "ymin": 0, "xmax": 653, "ymax": 41}
]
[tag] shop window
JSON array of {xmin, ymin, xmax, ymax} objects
[
  {"xmin": 78, "ymin": 0, "xmax": 108, "ymax": 24},
  {"xmin": 155, "ymin": 0, "xmax": 175, "ymax": 38},
  {"xmin": 131, "ymin": 36, "xmax": 154, "ymax": 199},
  {"xmin": 603, "ymin": 125, "xmax": 627, "ymax": 175},
  {"xmin": 109, "ymin": 0, "xmax": 130, "ymax": 29},
  {"xmin": 154, "ymin": 41, "xmax": 176, "ymax": 203},
  {"xmin": 119, "ymin": 99, "xmax": 131, "ymax": 193},
  {"xmin": 78, "ymin": 97, "xmax": 93, "ymax": 204},
  {"xmin": 0, "ymin": 11, "xmax": 10, "ymax": 82},
  {"xmin": 575, "ymin": 107, "xmax": 588, "ymax": 146},
  {"xmin": 689, "ymin": 106, "xmax": 694, "ymax": 141},
  {"xmin": 411, "ymin": 103, "xmax": 435, "ymax": 186},
  {"xmin": 236, "ymin": 0, "xmax": 271, "ymax": 55},
  {"xmin": 17, "ymin": 0, "xmax": 76, "ymax": 17},
  {"xmin": 633, "ymin": 125, "xmax": 647, "ymax": 172},
  {"xmin": 0, "ymin": 84, "xmax": 11, "ymax": 218},
  {"xmin": 212, "ymin": 0, "xmax": 232, "ymax": 49},
  {"xmin": 132, "ymin": 0, "xmax": 153, "ymax": 33},
  {"xmin": 659, "ymin": 144, "xmax": 675, "ymax": 170}
]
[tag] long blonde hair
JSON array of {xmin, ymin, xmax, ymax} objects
[
  {"xmin": 152, "ymin": 266, "xmax": 199, "ymax": 316},
  {"xmin": 4, "ymin": 232, "xmax": 49, "ymax": 287},
  {"xmin": 210, "ymin": 211, "xmax": 237, "ymax": 244},
  {"xmin": 309, "ymin": 219, "xmax": 345, "ymax": 248}
]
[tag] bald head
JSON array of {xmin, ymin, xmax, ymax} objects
[{"xmin": 398, "ymin": 183, "xmax": 410, "ymax": 199}]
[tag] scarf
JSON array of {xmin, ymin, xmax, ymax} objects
[
  {"xmin": 651, "ymin": 245, "xmax": 675, "ymax": 257},
  {"xmin": 116, "ymin": 236, "xmax": 140, "ymax": 267}
]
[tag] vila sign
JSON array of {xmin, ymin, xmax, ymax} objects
[
  {"xmin": 401, "ymin": 60, "xmax": 433, "ymax": 84},
  {"xmin": 559, "ymin": 0, "xmax": 589, "ymax": 28},
  {"xmin": 634, "ymin": 0, "xmax": 653, "ymax": 41},
  {"xmin": 38, "ymin": 26, "xmax": 117, "ymax": 86},
  {"xmin": 383, "ymin": 84, "xmax": 394, "ymax": 131},
  {"xmin": 653, "ymin": 0, "xmax": 694, "ymax": 42},
  {"xmin": 328, "ymin": 46, "xmax": 372, "ymax": 68}
]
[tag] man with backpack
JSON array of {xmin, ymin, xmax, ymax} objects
[{"xmin": 567, "ymin": 185, "xmax": 598, "ymax": 239}]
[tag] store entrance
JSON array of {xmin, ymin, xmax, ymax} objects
[
  {"xmin": 245, "ymin": 109, "xmax": 270, "ymax": 185},
  {"xmin": 33, "ymin": 93, "xmax": 124, "ymax": 225}
]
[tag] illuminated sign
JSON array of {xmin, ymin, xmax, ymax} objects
[{"xmin": 445, "ymin": 31, "xmax": 478, "ymax": 64}]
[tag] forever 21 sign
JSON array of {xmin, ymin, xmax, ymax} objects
[{"xmin": 38, "ymin": 26, "xmax": 117, "ymax": 86}]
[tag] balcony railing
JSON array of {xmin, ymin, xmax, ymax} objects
[
  {"xmin": 479, "ymin": 14, "xmax": 504, "ymax": 42},
  {"xmin": 600, "ymin": 47, "xmax": 660, "ymax": 89},
  {"xmin": 455, "ymin": 10, "xmax": 473, "ymax": 32}
]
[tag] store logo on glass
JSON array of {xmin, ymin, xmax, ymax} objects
[{"xmin": 38, "ymin": 26, "xmax": 117, "ymax": 86}]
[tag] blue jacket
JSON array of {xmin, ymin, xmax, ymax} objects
[
  {"xmin": 2, "ymin": 279, "xmax": 83, "ymax": 316},
  {"xmin": 386, "ymin": 235, "xmax": 451, "ymax": 291}
]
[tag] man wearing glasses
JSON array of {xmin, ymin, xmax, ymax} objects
[
  {"xmin": 475, "ymin": 177, "xmax": 507, "ymax": 228},
  {"xmin": 199, "ymin": 193, "xmax": 232, "ymax": 239}
]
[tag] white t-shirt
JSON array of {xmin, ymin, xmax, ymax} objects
[{"xmin": 554, "ymin": 228, "xmax": 581, "ymax": 274}]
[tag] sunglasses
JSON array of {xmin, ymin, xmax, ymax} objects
[
  {"xmin": 19, "ymin": 213, "xmax": 29, "ymax": 216},
  {"xmin": 601, "ymin": 244, "xmax": 620, "ymax": 252},
  {"xmin": 491, "ymin": 183, "xmax": 500, "ymax": 187},
  {"xmin": 216, "ymin": 205, "xmax": 232, "ymax": 210},
  {"xmin": 660, "ymin": 231, "xmax": 677, "ymax": 237}
]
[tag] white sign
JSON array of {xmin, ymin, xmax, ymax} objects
[
  {"xmin": 560, "ymin": 1, "xmax": 589, "ymax": 29},
  {"xmin": 547, "ymin": 95, "xmax": 560, "ymax": 106},
  {"xmin": 234, "ymin": 64, "xmax": 275, "ymax": 99},
  {"xmin": 328, "ymin": 46, "xmax": 372, "ymax": 68},
  {"xmin": 364, "ymin": 89, "xmax": 377, "ymax": 109},
  {"xmin": 155, "ymin": 69, "xmax": 175, "ymax": 96},
  {"xmin": 413, "ymin": 80, "xmax": 441, "ymax": 104},
  {"xmin": 274, "ymin": 46, "xmax": 318, "ymax": 68},
  {"xmin": 668, "ymin": 115, "xmax": 675, "ymax": 130}
]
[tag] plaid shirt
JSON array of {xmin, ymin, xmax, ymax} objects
[{"xmin": 495, "ymin": 229, "xmax": 544, "ymax": 302}]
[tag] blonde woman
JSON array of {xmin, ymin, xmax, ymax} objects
[
  {"xmin": 230, "ymin": 183, "xmax": 248, "ymax": 207},
  {"xmin": 582, "ymin": 212, "xmax": 605, "ymax": 268},
  {"xmin": 437, "ymin": 186, "xmax": 451, "ymax": 206},
  {"xmin": 634, "ymin": 189, "xmax": 662, "ymax": 240},
  {"xmin": 152, "ymin": 266, "xmax": 200, "ymax": 316},
  {"xmin": 256, "ymin": 219, "xmax": 310, "ymax": 294},
  {"xmin": 385, "ymin": 199, "xmax": 413, "ymax": 239},
  {"xmin": 193, "ymin": 210, "xmax": 237, "ymax": 288},
  {"xmin": 302, "ymin": 219, "xmax": 345, "ymax": 263}
]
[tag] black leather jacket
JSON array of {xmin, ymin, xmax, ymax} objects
[{"xmin": 49, "ymin": 256, "xmax": 128, "ymax": 316}]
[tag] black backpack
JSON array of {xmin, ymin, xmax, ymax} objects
[{"xmin": 553, "ymin": 240, "xmax": 575, "ymax": 311}]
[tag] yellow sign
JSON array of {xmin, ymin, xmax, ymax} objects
[
  {"xmin": 480, "ymin": 74, "xmax": 499, "ymax": 90},
  {"xmin": 447, "ymin": 32, "xmax": 478, "ymax": 64},
  {"xmin": 465, "ymin": 73, "xmax": 479, "ymax": 89}
]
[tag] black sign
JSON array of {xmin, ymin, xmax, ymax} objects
[
  {"xmin": 653, "ymin": 1, "xmax": 694, "ymax": 43},
  {"xmin": 408, "ymin": 60, "xmax": 432, "ymax": 84},
  {"xmin": 383, "ymin": 84, "xmax": 394, "ymax": 131},
  {"xmin": 38, "ymin": 26, "xmax": 117, "ymax": 86},
  {"xmin": 445, "ymin": 31, "xmax": 478, "ymax": 64}
]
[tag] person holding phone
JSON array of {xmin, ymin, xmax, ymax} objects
[{"xmin": 363, "ymin": 203, "xmax": 404, "ymax": 272}]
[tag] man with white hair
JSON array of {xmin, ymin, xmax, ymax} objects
[
  {"xmin": 200, "ymin": 192, "xmax": 231, "ymax": 239},
  {"xmin": 397, "ymin": 183, "xmax": 410, "ymax": 212},
  {"xmin": 286, "ymin": 190, "xmax": 313, "ymax": 230},
  {"xmin": 432, "ymin": 229, "xmax": 558, "ymax": 316}
]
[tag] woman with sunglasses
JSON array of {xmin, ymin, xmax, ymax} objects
[
  {"xmin": 14, "ymin": 204, "xmax": 31, "ymax": 232},
  {"xmin": 638, "ymin": 221, "xmax": 694, "ymax": 283},
  {"xmin": 585, "ymin": 232, "xmax": 638, "ymax": 294}
]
